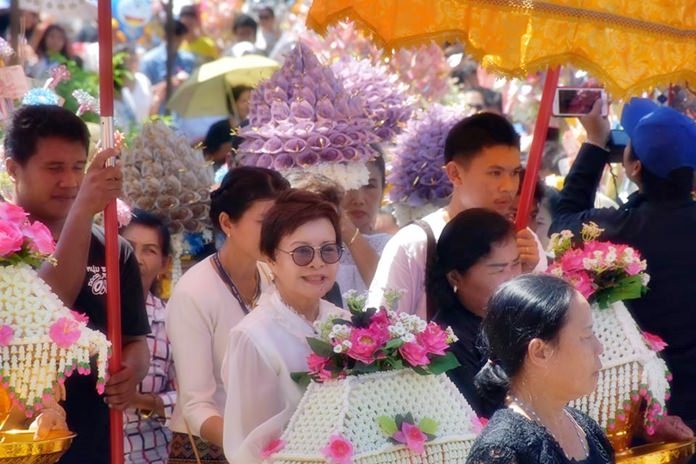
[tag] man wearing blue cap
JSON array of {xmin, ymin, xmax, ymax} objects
[{"xmin": 551, "ymin": 98, "xmax": 696, "ymax": 439}]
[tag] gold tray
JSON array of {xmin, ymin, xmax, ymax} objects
[
  {"xmin": 0, "ymin": 430, "xmax": 75, "ymax": 464},
  {"xmin": 617, "ymin": 439, "xmax": 696, "ymax": 464}
]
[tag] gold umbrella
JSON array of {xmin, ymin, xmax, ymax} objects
[
  {"xmin": 167, "ymin": 54, "xmax": 280, "ymax": 118},
  {"xmin": 307, "ymin": 0, "xmax": 696, "ymax": 97}
]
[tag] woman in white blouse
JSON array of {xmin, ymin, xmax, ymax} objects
[
  {"xmin": 222, "ymin": 189, "xmax": 346, "ymax": 463},
  {"xmin": 166, "ymin": 167, "xmax": 289, "ymax": 462}
]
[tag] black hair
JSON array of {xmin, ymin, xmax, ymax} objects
[
  {"xmin": 209, "ymin": 166, "xmax": 290, "ymax": 230},
  {"xmin": 233, "ymin": 13, "xmax": 258, "ymax": 34},
  {"xmin": 444, "ymin": 112, "xmax": 520, "ymax": 164},
  {"xmin": 627, "ymin": 147, "xmax": 694, "ymax": 200},
  {"xmin": 474, "ymin": 274, "xmax": 576, "ymax": 407},
  {"xmin": 173, "ymin": 20, "xmax": 189, "ymax": 38},
  {"xmin": 4, "ymin": 105, "xmax": 90, "ymax": 165},
  {"xmin": 427, "ymin": 209, "xmax": 515, "ymax": 313},
  {"xmin": 227, "ymin": 85, "xmax": 254, "ymax": 116},
  {"xmin": 179, "ymin": 4, "xmax": 198, "ymax": 20},
  {"xmin": 516, "ymin": 169, "xmax": 546, "ymax": 205},
  {"xmin": 124, "ymin": 209, "xmax": 172, "ymax": 257},
  {"xmin": 258, "ymin": 6, "xmax": 274, "ymax": 18},
  {"xmin": 203, "ymin": 119, "xmax": 239, "ymax": 156},
  {"xmin": 36, "ymin": 24, "xmax": 70, "ymax": 59},
  {"xmin": 482, "ymin": 88, "xmax": 504, "ymax": 113},
  {"xmin": 369, "ymin": 144, "xmax": 386, "ymax": 189}
]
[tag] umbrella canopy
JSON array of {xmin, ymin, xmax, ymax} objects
[
  {"xmin": 307, "ymin": 0, "xmax": 696, "ymax": 97},
  {"xmin": 167, "ymin": 54, "xmax": 280, "ymax": 118}
]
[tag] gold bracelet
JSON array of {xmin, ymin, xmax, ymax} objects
[{"xmin": 348, "ymin": 228, "xmax": 360, "ymax": 246}]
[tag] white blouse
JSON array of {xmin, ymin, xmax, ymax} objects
[
  {"xmin": 222, "ymin": 290, "xmax": 345, "ymax": 463},
  {"xmin": 165, "ymin": 256, "xmax": 273, "ymax": 436}
]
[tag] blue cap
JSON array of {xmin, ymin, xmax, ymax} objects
[{"xmin": 620, "ymin": 98, "xmax": 696, "ymax": 178}]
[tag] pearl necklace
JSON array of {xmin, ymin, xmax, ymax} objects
[{"xmin": 508, "ymin": 395, "xmax": 589, "ymax": 461}]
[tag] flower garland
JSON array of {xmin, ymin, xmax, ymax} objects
[{"xmin": 0, "ymin": 202, "xmax": 110, "ymax": 415}]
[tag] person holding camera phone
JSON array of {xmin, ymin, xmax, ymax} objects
[{"xmin": 550, "ymin": 98, "xmax": 696, "ymax": 441}]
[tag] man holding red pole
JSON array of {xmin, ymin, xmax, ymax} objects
[{"xmin": 3, "ymin": 104, "xmax": 151, "ymax": 463}]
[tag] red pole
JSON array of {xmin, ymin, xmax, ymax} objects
[
  {"xmin": 97, "ymin": 2, "xmax": 123, "ymax": 464},
  {"xmin": 515, "ymin": 66, "xmax": 561, "ymax": 230}
]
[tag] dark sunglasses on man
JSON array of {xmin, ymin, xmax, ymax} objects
[{"xmin": 277, "ymin": 244, "xmax": 343, "ymax": 266}]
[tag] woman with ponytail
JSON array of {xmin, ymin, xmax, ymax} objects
[
  {"xmin": 466, "ymin": 275, "xmax": 613, "ymax": 464},
  {"xmin": 427, "ymin": 208, "xmax": 521, "ymax": 418}
]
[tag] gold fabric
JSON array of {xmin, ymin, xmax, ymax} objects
[{"xmin": 307, "ymin": 0, "xmax": 696, "ymax": 97}]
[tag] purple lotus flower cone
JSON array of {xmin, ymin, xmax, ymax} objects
[
  {"xmin": 388, "ymin": 104, "xmax": 466, "ymax": 207},
  {"xmin": 239, "ymin": 42, "xmax": 379, "ymax": 189}
]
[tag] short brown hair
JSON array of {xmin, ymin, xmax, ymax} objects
[{"xmin": 260, "ymin": 189, "xmax": 342, "ymax": 260}]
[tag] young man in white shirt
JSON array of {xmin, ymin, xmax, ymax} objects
[{"xmin": 368, "ymin": 112, "xmax": 546, "ymax": 319}]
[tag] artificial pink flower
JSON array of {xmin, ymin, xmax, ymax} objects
[
  {"xmin": 471, "ymin": 416, "xmax": 489, "ymax": 434},
  {"xmin": 399, "ymin": 342, "xmax": 430, "ymax": 367},
  {"xmin": 22, "ymin": 221, "xmax": 56, "ymax": 255},
  {"xmin": 70, "ymin": 310, "xmax": 89, "ymax": 324},
  {"xmin": 626, "ymin": 261, "xmax": 645, "ymax": 276},
  {"xmin": 49, "ymin": 317, "xmax": 81, "ymax": 348},
  {"xmin": 643, "ymin": 332, "xmax": 668, "ymax": 352},
  {"xmin": 370, "ymin": 310, "xmax": 390, "ymax": 327},
  {"xmin": 0, "ymin": 325, "xmax": 14, "ymax": 347},
  {"xmin": 559, "ymin": 249, "xmax": 586, "ymax": 273},
  {"xmin": 347, "ymin": 326, "xmax": 386, "ymax": 364},
  {"xmin": 393, "ymin": 422, "xmax": 427, "ymax": 454},
  {"xmin": 307, "ymin": 353, "xmax": 329, "ymax": 374},
  {"xmin": 260, "ymin": 438, "xmax": 285, "ymax": 458},
  {"xmin": 116, "ymin": 198, "xmax": 132, "ymax": 228},
  {"xmin": 0, "ymin": 202, "xmax": 28, "ymax": 225},
  {"xmin": 568, "ymin": 271, "xmax": 595, "ymax": 300},
  {"xmin": 321, "ymin": 434, "xmax": 353, "ymax": 464},
  {"xmin": 0, "ymin": 221, "xmax": 25, "ymax": 257},
  {"xmin": 416, "ymin": 322, "xmax": 449, "ymax": 356}
]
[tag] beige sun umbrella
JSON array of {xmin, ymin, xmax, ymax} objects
[{"xmin": 167, "ymin": 54, "xmax": 280, "ymax": 118}]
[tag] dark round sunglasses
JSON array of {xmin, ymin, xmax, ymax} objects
[{"xmin": 278, "ymin": 244, "xmax": 343, "ymax": 266}]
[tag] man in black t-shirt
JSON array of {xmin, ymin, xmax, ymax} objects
[{"xmin": 4, "ymin": 105, "xmax": 151, "ymax": 463}]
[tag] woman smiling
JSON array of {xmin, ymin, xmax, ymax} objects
[{"xmin": 222, "ymin": 189, "xmax": 346, "ymax": 463}]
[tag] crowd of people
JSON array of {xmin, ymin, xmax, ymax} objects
[{"xmin": 1, "ymin": 2, "xmax": 696, "ymax": 464}]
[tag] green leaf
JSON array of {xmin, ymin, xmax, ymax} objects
[
  {"xmin": 418, "ymin": 417, "xmax": 439, "ymax": 435},
  {"xmin": 377, "ymin": 416, "xmax": 398, "ymax": 436},
  {"xmin": 290, "ymin": 371, "xmax": 311, "ymax": 388},
  {"xmin": 395, "ymin": 414, "xmax": 405, "ymax": 429},
  {"xmin": 428, "ymin": 352, "xmax": 461, "ymax": 375},
  {"xmin": 352, "ymin": 362, "xmax": 379, "ymax": 374},
  {"xmin": 385, "ymin": 338, "xmax": 404, "ymax": 350},
  {"xmin": 307, "ymin": 338, "xmax": 335, "ymax": 358},
  {"xmin": 404, "ymin": 412, "xmax": 415, "ymax": 425}
]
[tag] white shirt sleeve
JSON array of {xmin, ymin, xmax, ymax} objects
[
  {"xmin": 165, "ymin": 287, "xmax": 221, "ymax": 436},
  {"xmin": 222, "ymin": 329, "xmax": 283, "ymax": 464},
  {"xmin": 367, "ymin": 228, "xmax": 426, "ymax": 316}
]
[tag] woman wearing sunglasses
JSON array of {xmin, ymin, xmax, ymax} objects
[{"xmin": 222, "ymin": 189, "xmax": 346, "ymax": 463}]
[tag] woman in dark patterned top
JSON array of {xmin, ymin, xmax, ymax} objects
[
  {"xmin": 467, "ymin": 275, "xmax": 614, "ymax": 464},
  {"xmin": 121, "ymin": 210, "xmax": 176, "ymax": 463}
]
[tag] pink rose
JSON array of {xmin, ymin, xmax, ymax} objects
[
  {"xmin": 393, "ymin": 422, "xmax": 427, "ymax": 454},
  {"xmin": 0, "ymin": 221, "xmax": 25, "ymax": 257},
  {"xmin": 22, "ymin": 221, "xmax": 56, "ymax": 255},
  {"xmin": 347, "ymin": 327, "xmax": 387, "ymax": 364},
  {"xmin": 321, "ymin": 434, "xmax": 353, "ymax": 464},
  {"xmin": 416, "ymin": 322, "xmax": 449, "ymax": 356},
  {"xmin": 643, "ymin": 332, "xmax": 668, "ymax": 352},
  {"xmin": 399, "ymin": 342, "xmax": 430, "ymax": 367},
  {"xmin": 0, "ymin": 325, "xmax": 14, "ymax": 347},
  {"xmin": 0, "ymin": 202, "xmax": 28, "ymax": 225},
  {"xmin": 49, "ymin": 317, "xmax": 81, "ymax": 348},
  {"xmin": 260, "ymin": 438, "xmax": 285, "ymax": 458}
]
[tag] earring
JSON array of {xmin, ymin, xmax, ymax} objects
[{"xmin": 453, "ymin": 285, "xmax": 458, "ymax": 293}]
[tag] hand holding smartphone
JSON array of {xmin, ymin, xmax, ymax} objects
[{"xmin": 553, "ymin": 87, "xmax": 607, "ymax": 117}]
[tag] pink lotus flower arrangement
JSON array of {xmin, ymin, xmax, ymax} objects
[
  {"xmin": 0, "ymin": 202, "xmax": 56, "ymax": 267},
  {"xmin": 547, "ymin": 223, "xmax": 649, "ymax": 308},
  {"xmin": 377, "ymin": 413, "xmax": 438, "ymax": 454},
  {"xmin": 293, "ymin": 292, "xmax": 459, "ymax": 385}
]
